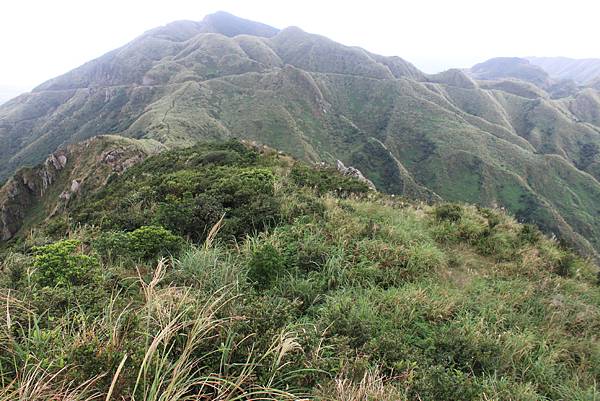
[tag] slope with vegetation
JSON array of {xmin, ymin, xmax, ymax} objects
[
  {"xmin": 0, "ymin": 140, "xmax": 598, "ymax": 400},
  {"xmin": 1, "ymin": 12, "xmax": 600, "ymax": 259},
  {"xmin": 0, "ymin": 135, "xmax": 164, "ymax": 241}
]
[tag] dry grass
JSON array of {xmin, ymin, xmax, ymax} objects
[{"xmin": 317, "ymin": 366, "xmax": 407, "ymax": 401}]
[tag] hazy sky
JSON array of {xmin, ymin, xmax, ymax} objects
[{"xmin": 1, "ymin": 0, "xmax": 598, "ymax": 91}]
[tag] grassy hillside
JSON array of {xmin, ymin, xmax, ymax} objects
[
  {"xmin": 0, "ymin": 141, "xmax": 598, "ymax": 400},
  {"xmin": 1, "ymin": 14, "xmax": 600, "ymax": 260}
]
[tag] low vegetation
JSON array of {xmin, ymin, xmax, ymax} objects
[{"xmin": 0, "ymin": 141, "xmax": 598, "ymax": 400}]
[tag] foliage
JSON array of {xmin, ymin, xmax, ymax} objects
[
  {"xmin": 433, "ymin": 203, "xmax": 464, "ymax": 222},
  {"xmin": 72, "ymin": 142, "xmax": 282, "ymax": 242},
  {"xmin": 0, "ymin": 142, "xmax": 598, "ymax": 400},
  {"xmin": 247, "ymin": 244, "xmax": 285, "ymax": 289},
  {"xmin": 95, "ymin": 225, "xmax": 183, "ymax": 261},
  {"xmin": 289, "ymin": 163, "xmax": 371, "ymax": 196},
  {"xmin": 32, "ymin": 239, "xmax": 99, "ymax": 287}
]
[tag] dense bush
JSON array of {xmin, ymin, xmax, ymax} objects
[
  {"xmin": 433, "ymin": 203, "xmax": 464, "ymax": 222},
  {"xmin": 71, "ymin": 142, "xmax": 283, "ymax": 243},
  {"xmin": 32, "ymin": 239, "xmax": 99, "ymax": 287},
  {"xmin": 290, "ymin": 163, "xmax": 371, "ymax": 195},
  {"xmin": 126, "ymin": 225, "xmax": 183, "ymax": 260},
  {"xmin": 95, "ymin": 225, "xmax": 183, "ymax": 261},
  {"xmin": 155, "ymin": 194, "xmax": 225, "ymax": 241},
  {"xmin": 247, "ymin": 244, "xmax": 285, "ymax": 289},
  {"xmin": 0, "ymin": 142, "xmax": 597, "ymax": 400}
]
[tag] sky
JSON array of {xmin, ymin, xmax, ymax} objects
[{"xmin": 1, "ymin": 0, "xmax": 598, "ymax": 93}]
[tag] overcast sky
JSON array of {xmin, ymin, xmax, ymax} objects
[{"xmin": 1, "ymin": 0, "xmax": 598, "ymax": 92}]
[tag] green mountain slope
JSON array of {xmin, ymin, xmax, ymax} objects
[
  {"xmin": 1, "ymin": 13, "xmax": 600, "ymax": 258},
  {"xmin": 0, "ymin": 140, "xmax": 597, "ymax": 400}
]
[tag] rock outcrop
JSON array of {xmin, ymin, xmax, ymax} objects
[
  {"xmin": 0, "ymin": 136, "xmax": 161, "ymax": 240},
  {"xmin": 336, "ymin": 160, "xmax": 376, "ymax": 190}
]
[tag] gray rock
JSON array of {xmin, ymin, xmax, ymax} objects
[{"xmin": 336, "ymin": 160, "xmax": 376, "ymax": 190}]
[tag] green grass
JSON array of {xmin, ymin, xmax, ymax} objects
[{"xmin": 0, "ymin": 142, "xmax": 597, "ymax": 399}]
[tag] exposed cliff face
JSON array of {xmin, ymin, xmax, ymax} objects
[
  {"xmin": 0, "ymin": 136, "xmax": 163, "ymax": 240},
  {"xmin": 0, "ymin": 151, "xmax": 68, "ymax": 239},
  {"xmin": 336, "ymin": 160, "xmax": 376, "ymax": 190}
]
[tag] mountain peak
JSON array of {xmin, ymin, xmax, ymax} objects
[
  {"xmin": 139, "ymin": 12, "xmax": 279, "ymax": 43},
  {"xmin": 427, "ymin": 68, "xmax": 477, "ymax": 89},
  {"xmin": 469, "ymin": 57, "xmax": 550, "ymax": 87},
  {"xmin": 199, "ymin": 11, "xmax": 279, "ymax": 38}
]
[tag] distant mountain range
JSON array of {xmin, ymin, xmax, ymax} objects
[
  {"xmin": 1, "ymin": 11, "xmax": 600, "ymax": 259},
  {"xmin": 528, "ymin": 56, "xmax": 600, "ymax": 85}
]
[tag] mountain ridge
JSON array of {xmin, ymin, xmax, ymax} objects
[{"xmin": 1, "ymin": 12, "xmax": 600, "ymax": 259}]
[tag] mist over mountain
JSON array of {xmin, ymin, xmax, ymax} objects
[
  {"xmin": 469, "ymin": 57, "xmax": 552, "ymax": 87},
  {"xmin": 528, "ymin": 56, "xmax": 600, "ymax": 85},
  {"xmin": 1, "ymin": 12, "xmax": 600, "ymax": 259}
]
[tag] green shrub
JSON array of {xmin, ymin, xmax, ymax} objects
[
  {"xmin": 126, "ymin": 225, "xmax": 183, "ymax": 260},
  {"xmin": 190, "ymin": 149, "xmax": 241, "ymax": 166},
  {"xmin": 411, "ymin": 365, "xmax": 483, "ymax": 401},
  {"xmin": 0, "ymin": 252, "xmax": 31, "ymax": 289},
  {"xmin": 94, "ymin": 231, "xmax": 130, "ymax": 259},
  {"xmin": 44, "ymin": 217, "xmax": 70, "ymax": 238},
  {"xmin": 555, "ymin": 252, "xmax": 579, "ymax": 278},
  {"xmin": 154, "ymin": 194, "xmax": 225, "ymax": 241},
  {"xmin": 94, "ymin": 226, "xmax": 183, "ymax": 261},
  {"xmin": 212, "ymin": 168, "xmax": 281, "ymax": 239},
  {"xmin": 475, "ymin": 231, "xmax": 519, "ymax": 260},
  {"xmin": 479, "ymin": 207, "xmax": 503, "ymax": 229},
  {"xmin": 280, "ymin": 191, "xmax": 326, "ymax": 221},
  {"xmin": 32, "ymin": 240, "xmax": 99, "ymax": 287},
  {"xmin": 155, "ymin": 170, "xmax": 204, "ymax": 198},
  {"xmin": 518, "ymin": 224, "xmax": 542, "ymax": 244},
  {"xmin": 290, "ymin": 164, "xmax": 370, "ymax": 195},
  {"xmin": 247, "ymin": 244, "xmax": 285, "ymax": 289},
  {"xmin": 433, "ymin": 204, "xmax": 463, "ymax": 222}
]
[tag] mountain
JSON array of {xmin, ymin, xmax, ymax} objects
[
  {"xmin": 470, "ymin": 57, "xmax": 552, "ymax": 87},
  {"xmin": 0, "ymin": 140, "xmax": 597, "ymax": 400},
  {"xmin": 528, "ymin": 56, "xmax": 600, "ymax": 85},
  {"xmin": 468, "ymin": 57, "xmax": 583, "ymax": 98},
  {"xmin": 1, "ymin": 13, "xmax": 600, "ymax": 260}
]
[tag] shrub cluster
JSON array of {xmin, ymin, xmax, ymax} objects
[
  {"xmin": 95, "ymin": 225, "xmax": 183, "ymax": 261},
  {"xmin": 32, "ymin": 239, "xmax": 99, "ymax": 287},
  {"xmin": 0, "ymin": 141, "xmax": 597, "ymax": 400}
]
